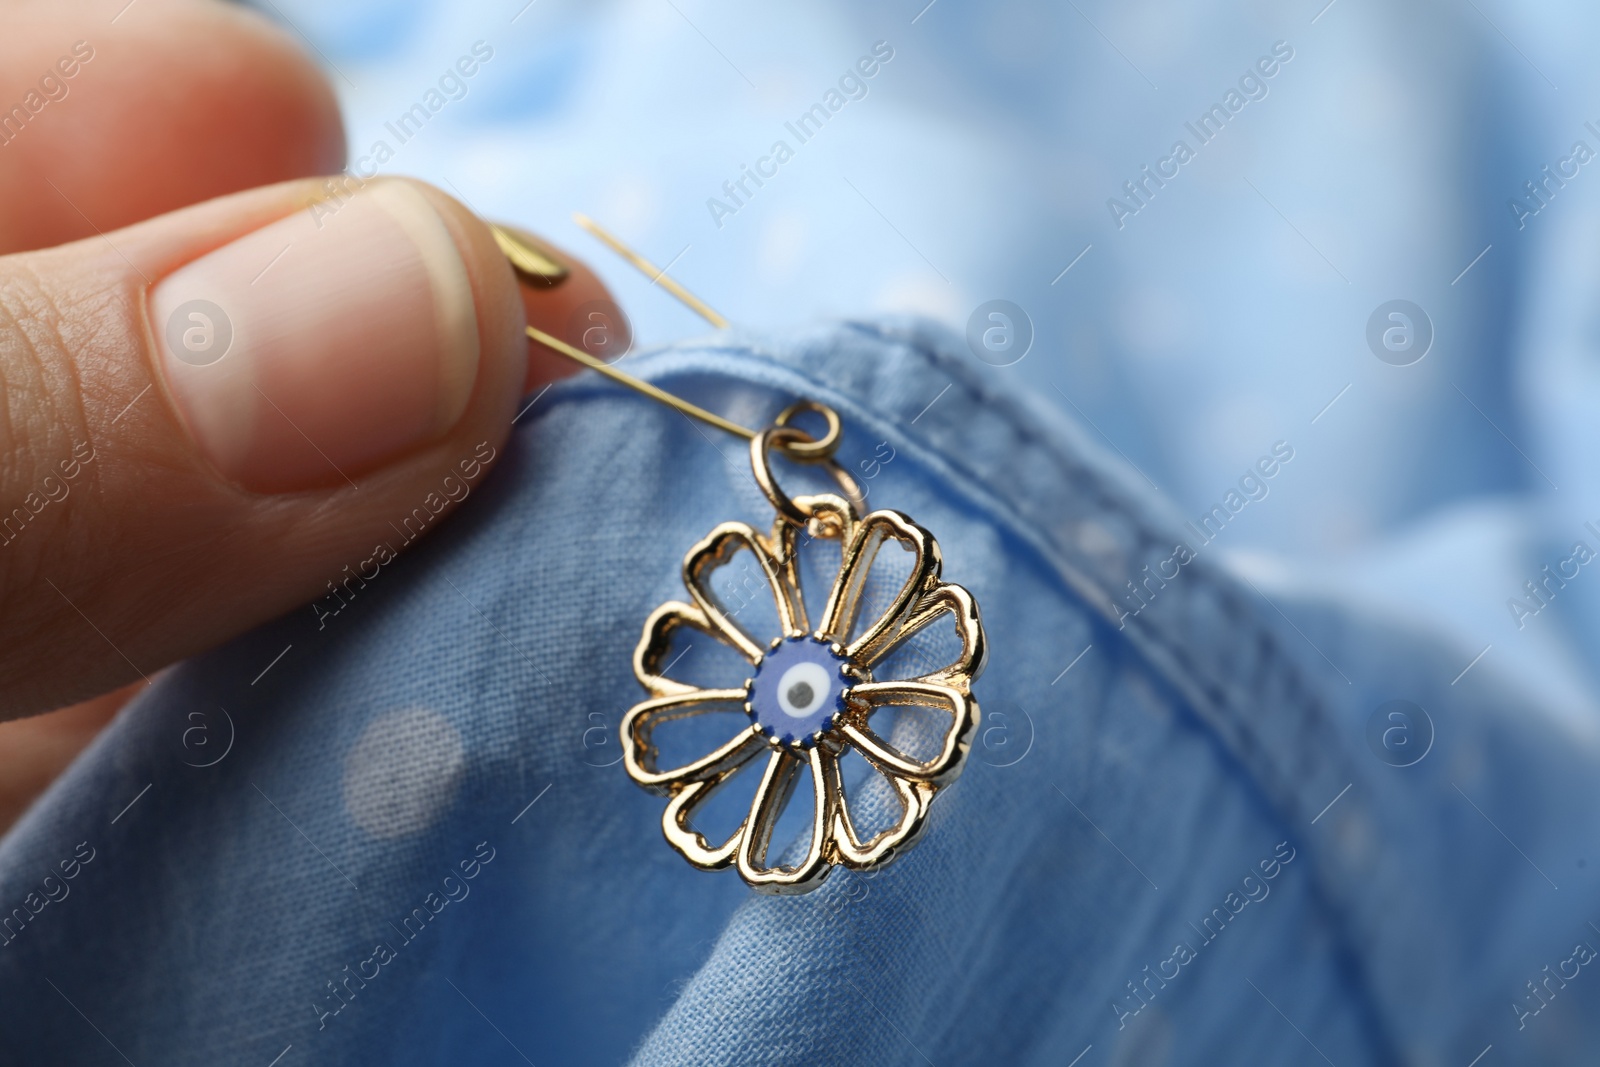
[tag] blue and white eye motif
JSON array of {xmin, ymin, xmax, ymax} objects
[
  {"xmin": 776, "ymin": 661, "xmax": 832, "ymax": 718},
  {"xmin": 748, "ymin": 636, "xmax": 851, "ymax": 747}
]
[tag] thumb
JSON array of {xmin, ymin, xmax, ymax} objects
[{"xmin": 0, "ymin": 176, "xmax": 572, "ymax": 718}]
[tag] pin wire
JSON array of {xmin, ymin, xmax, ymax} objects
[{"xmin": 522, "ymin": 325, "xmax": 753, "ymax": 440}]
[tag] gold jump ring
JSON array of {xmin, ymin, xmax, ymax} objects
[
  {"xmin": 772, "ymin": 400, "xmax": 841, "ymax": 463},
  {"xmin": 753, "ymin": 425, "xmax": 864, "ymax": 527}
]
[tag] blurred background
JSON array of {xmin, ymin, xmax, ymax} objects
[{"xmin": 252, "ymin": 0, "xmax": 1600, "ymax": 725}]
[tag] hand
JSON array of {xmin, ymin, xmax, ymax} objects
[{"xmin": 0, "ymin": 0, "xmax": 619, "ymax": 825}]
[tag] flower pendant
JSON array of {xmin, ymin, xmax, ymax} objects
[{"xmin": 620, "ymin": 408, "xmax": 987, "ymax": 894}]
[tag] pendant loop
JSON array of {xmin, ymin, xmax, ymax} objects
[
  {"xmin": 771, "ymin": 400, "xmax": 841, "ymax": 462},
  {"xmin": 752, "ymin": 420, "xmax": 863, "ymax": 529}
]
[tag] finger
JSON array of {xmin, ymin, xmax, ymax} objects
[
  {"xmin": 0, "ymin": 175, "xmax": 583, "ymax": 718},
  {"xmin": 0, "ymin": 683, "xmax": 136, "ymax": 835},
  {"xmin": 0, "ymin": 0, "xmax": 344, "ymax": 253},
  {"xmin": 506, "ymin": 231, "xmax": 632, "ymax": 391}
]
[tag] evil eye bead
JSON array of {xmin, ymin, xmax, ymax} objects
[
  {"xmin": 748, "ymin": 636, "xmax": 851, "ymax": 748},
  {"xmin": 776, "ymin": 661, "xmax": 831, "ymax": 718}
]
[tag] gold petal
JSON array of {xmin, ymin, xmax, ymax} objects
[
  {"xmin": 873, "ymin": 582, "xmax": 988, "ymax": 689},
  {"xmin": 662, "ymin": 760, "xmax": 758, "ymax": 871},
  {"xmin": 683, "ymin": 522, "xmax": 804, "ymax": 662},
  {"xmin": 822, "ymin": 749, "xmax": 936, "ymax": 869},
  {"xmin": 768, "ymin": 492, "xmax": 861, "ymax": 635},
  {"xmin": 633, "ymin": 601, "xmax": 726, "ymax": 698},
  {"xmin": 620, "ymin": 689, "xmax": 765, "ymax": 792},
  {"xmin": 736, "ymin": 748, "xmax": 835, "ymax": 894},
  {"xmin": 818, "ymin": 511, "xmax": 942, "ymax": 663},
  {"xmin": 839, "ymin": 680, "xmax": 978, "ymax": 787}
]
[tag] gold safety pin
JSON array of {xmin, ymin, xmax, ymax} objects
[
  {"xmin": 571, "ymin": 214, "xmax": 729, "ymax": 330},
  {"xmin": 502, "ymin": 213, "xmax": 751, "ymax": 439},
  {"xmin": 523, "ymin": 325, "xmax": 754, "ymax": 441},
  {"xmin": 507, "ymin": 214, "xmax": 859, "ymax": 522}
]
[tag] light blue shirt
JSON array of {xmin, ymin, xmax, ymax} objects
[{"xmin": 7, "ymin": 0, "xmax": 1600, "ymax": 1062}]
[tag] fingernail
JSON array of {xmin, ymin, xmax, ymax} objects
[
  {"xmin": 489, "ymin": 222, "xmax": 570, "ymax": 288},
  {"xmin": 148, "ymin": 180, "xmax": 481, "ymax": 492}
]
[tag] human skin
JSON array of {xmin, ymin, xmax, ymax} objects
[{"xmin": 0, "ymin": 0, "xmax": 618, "ymax": 832}]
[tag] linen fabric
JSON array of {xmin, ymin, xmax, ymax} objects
[{"xmin": 0, "ymin": 321, "xmax": 1595, "ymax": 1065}]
